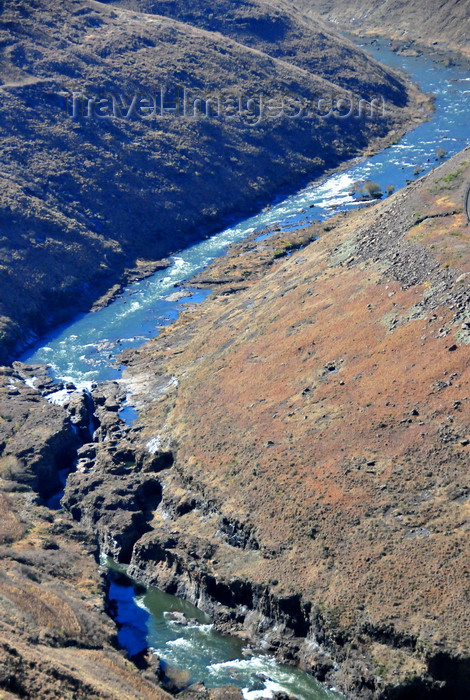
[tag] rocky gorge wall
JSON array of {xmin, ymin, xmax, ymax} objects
[
  {"xmin": 1, "ymin": 149, "xmax": 469, "ymax": 698},
  {"xmin": 0, "ymin": 2, "xmax": 469, "ymax": 694},
  {"xmin": 0, "ymin": 364, "xmax": 177, "ymax": 699},
  {"xmin": 0, "ymin": 363, "xmax": 262, "ymax": 700}
]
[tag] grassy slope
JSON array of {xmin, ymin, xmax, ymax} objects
[
  {"xmin": 291, "ymin": 0, "xmax": 470, "ymax": 58},
  {"xmin": 122, "ymin": 149, "xmax": 470, "ymax": 698},
  {"xmin": 102, "ymin": 0, "xmax": 411, "ymax": 101},
  {"xmin": 0, "ymin": 0, "xmax": 421, "ymax": 363}
]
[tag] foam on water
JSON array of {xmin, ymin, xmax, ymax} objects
[
  {"xmin": 22, "ymin": 38, "xmax": 470, "ymax": 697},
  {"xmin": 166, "ymin": 637, "xmax": 194, "ymax": 650},
  {"xmin": 102, "ymin": 571, "xmax": 338, "ymax": 699},
  {"xmin": 243, "ymin": 679, "xmax": 286, "ymax": 700},
  {"xmin": 46, "ymin": 388, "xmax": 75, "ymax": 406},
  {"xmin": 26, "ymin": 43, "xmax": 468, "ymax": 385}
]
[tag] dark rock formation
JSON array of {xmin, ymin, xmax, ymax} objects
[
  {"xmin": 0, "ymin": 368, "xmax": 173, "ymax": 699},
  {"xmin": 0, "ymin": 364, "xmax": 78, "ymax": 498},
  {"xmin": 64, "ymin": 452, "xmax": 163, "ymax": 563}
]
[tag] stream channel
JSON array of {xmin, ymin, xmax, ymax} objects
[{"xmin": 22, "ymin": 38, "xmax": 470, "ymax": 700}]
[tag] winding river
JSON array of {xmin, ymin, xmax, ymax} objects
[{"xmin": 23, "ymin": 39, "xmax": 469, "ymax": 700}]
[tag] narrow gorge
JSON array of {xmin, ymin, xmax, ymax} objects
[{"xmin": 0, "ymin": 2, "xmax": 469, "ymax": 699}]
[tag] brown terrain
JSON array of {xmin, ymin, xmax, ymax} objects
[
  {"xmin": 0, "ymin": 2, "xmax": 469, "ymax": 699},
  {"xmin": 0, "ymin": 0, "xmax": 424, "ymax": 364},
  {"xmin": 4, "ymin": 149, "xmax": 465, "ymax": 698},
  {"xmin": 102, "ymin": 148, "xmax": 468, "ymax": 698},
  {"xmin": 0, "ymin": 147, "xmax": 468, "ymax": 700},
  {"xmin": 292, "ymin": 0, "xmax": 470, "ymax": 60}
]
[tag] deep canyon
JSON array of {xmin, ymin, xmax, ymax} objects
[{"xmin": 0, "ymin": 1, "xmax": 469, "ymax": 699}]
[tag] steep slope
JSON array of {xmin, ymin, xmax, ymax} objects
[
  {"xmin": 88, "ymin": 148, "xmax": 470, "ymax": 698},
  {"xmin": 101, "ymin": 0, "xmax": 410, "ymax": 101},
  {"xmin": 0, "ymin": 367, "xmax": 174, "ymax": 700},
  {"xmin": 291, "ymin": 0, "xmax": 470, "ymax": 59},
  {"xmin": 0, "ymin": 0, "xmax": 423, "ymax": 363}
]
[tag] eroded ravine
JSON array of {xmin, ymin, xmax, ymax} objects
[{"xmin": 14, "ymin": 41, "xmax": 470, "ymax": 700}]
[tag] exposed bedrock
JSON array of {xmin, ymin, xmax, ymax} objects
[
  {"xmin": 6, "ymin": 153, "xmax": 468, "ymax": 700},
  {"xmin": 0, "ymin": 364, "xmax": 80, "ymax": 499},
  {"xmin": 107, "ymin": 152, "xmax": 470, "ymax": 700},
  {"xmin": 0, "ymin": 368, "xmax": 174, "ymax": 699},
  {"xmin": 123, "ymin": 472, "xmax": 470, "ymax": 700},
  {"xmin": 63, "ymin": 387, "xmax": 170, "ymax": 563}
]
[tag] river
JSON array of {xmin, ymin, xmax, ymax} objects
[
  {"xmin": 23, "ymin": 38, "xmax": 469, "ymax": 700},
  {"xmin": 107, "ymin": 562, "xmax": 339, "ymax": 699}
]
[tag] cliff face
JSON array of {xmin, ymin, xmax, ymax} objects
[
  {"xmin": 0, "ymin": 366, "xmax": 175, "ymax": 700},
  {"xmin": 1, "ymin": 151, "xmax": 468, "ymax": 698},
  {"xmin": 0, "ymin": 0, "xmax": 423, "ymax": 363},
  {"xmin": 97, "ymin": 148, "xmax": 470, "ymax": 698},
  {"xmin": 291, "ymin": 0, "xmax": 470, "ymax": 59}
]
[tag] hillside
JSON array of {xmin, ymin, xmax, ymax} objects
[
  {"xmin": 0, "ymin": 0, "xmax": 424, "ymax": 363},
  {"xmin": 291, "ymin": 0, "xmax": 470, "ymax": 59},
  {"xmin": 1, "ymin": 150, "xmax": 468, "ymax": 698},
  {"xmin": 91, "ymin": 148, "xmax": 470, "ymax": 698},
  {"xmin": 102, "ymin": 0, "xmax": 411, "ymax": 101}
]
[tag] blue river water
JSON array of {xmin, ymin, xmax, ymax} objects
[
  {"xmin": 23, "ymin": 41, "xmax": 469, "ymax": 385},
  {"xmin": 107, "ymin": 564, "xmax": 340, "ymax": 699},
  {"xmin": 23, "ymin": 39, "xmax": 469, "ymax": 700}
]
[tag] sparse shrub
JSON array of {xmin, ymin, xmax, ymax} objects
[
  {"xmin": 436, "ymin": 146, "xmax": 447, "ymax": 160},
  {"xmin": 349, "ymin": 181, "xmax": 363, "ymax": 197},
  {"xmin": 163, "ymin": 665, "xmax": 191, "ymax": 693},
  {"xmin": 440, "ymin": 168, "xmax": 464, "ymax": 184},
  {"xmin": 363, "ymin": 180, "xmax": 382, "ymax": 198}
]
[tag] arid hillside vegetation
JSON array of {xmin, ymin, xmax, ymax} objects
[
  {"xmin": 113, "ymin": 148, "xmax": 470, "ymax": 699},
  {"xmin": 292, "ymin": 0, "xmax": 470, "ymax": 58},
  {"xmin": 0, "ymin": 0, "xmax": 423, "ymax": 362}
]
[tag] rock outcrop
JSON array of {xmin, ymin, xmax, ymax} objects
[
  {"xmin": 0, "ymin": 364, "xmax": 79, "ymax": 498},
  {"xmin": 101, "ymin": 148, "xmax": 469, "ymax": 699},
  {"xmin": 0, "ymin": 368, "xmax": 174, "ymax": 699},
  {"xmin": 1, "ymin": 4, "xmax": 468, "ymax": 698}
]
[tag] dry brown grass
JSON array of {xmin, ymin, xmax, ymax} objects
[
  {"xmin": 121, "ymin": 149, "xmax": 470, "ymax": 689},
  {"xmin": 0, "ymin": 492, "xmax": 25, "ymax": 544}
]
